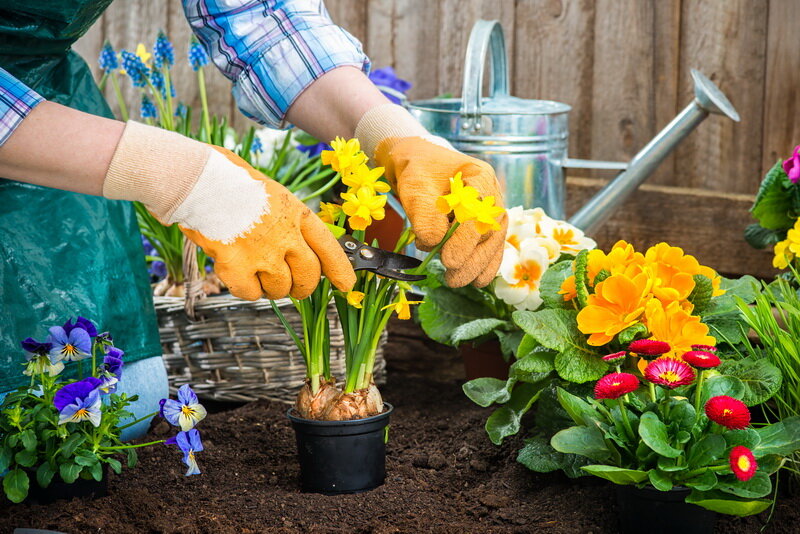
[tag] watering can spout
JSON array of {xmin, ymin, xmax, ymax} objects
[{"xmin": 567, "ymin": 69, "xmax": 739, "ymax": 233}]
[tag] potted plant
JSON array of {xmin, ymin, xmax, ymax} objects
[
  {"xmin": 547, "ymin": 338, "xmax": 800, "ymax": 532},
  {"xmin": 272, "ymin": 137, "xmax": 504, "ymax": 494},
  {"xmin": 0, "ymin": 317, "xmax": 208, "ymax": 504},
  {"xmin": 418, "ymin": 206, "xmax": 596, "ymax": 379}
]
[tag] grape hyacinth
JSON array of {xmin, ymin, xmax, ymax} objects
[
  {"xmin": 141, "ymin": 95, "xmax": 158, "ymax": 119},
  {"xmin": 153, "ymin": 31, "xmax": 174, "ymax": 69},
  {"xmin": 188, "ymin": 37, "xmax": 209, "ymax": 71},
  {"xmin": 121, "ymin": 49, "xmax": 150, "ymax": 87},
  {"xmin": 98, "ymin": 41, "xmax": 119, "ymax": 72}
]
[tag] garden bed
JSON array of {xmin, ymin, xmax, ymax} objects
[{"xmin": 1, "ymin": 320, "xmax": 798, "ymax": 533}]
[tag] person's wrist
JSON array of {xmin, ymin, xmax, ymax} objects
[{"xmin": 354, "ymin": 103, "xmax": 430, "ymax": 160}]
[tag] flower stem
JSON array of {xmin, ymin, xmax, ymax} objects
[
  {"xmin": 648, "ymin": 382, "xmax": 656, "ymax": 403},
  {"xmin": 110, "ymin": 72, "xmax": 128, "ymax": 122},
  {"xmin": 694, "ymin": 369, "xmax": 706, "ymax": 417},
  {"xmin": 198, "ymin": 68, "xmax": 211, "ymax": 141},
  {"xmin": 412, "ymin": 222, "xmax": 460, "ymax": 275},
  {"xmin": 617, "ymin": 397, "xmax": 635, "ymax": 441},
  {"xmin": 117, "ymin": 411, "xmax": 159, "ymax": 431},
  {"xmin": 100, "ymin": 439, "xmax": 165, "ymax": 451}
]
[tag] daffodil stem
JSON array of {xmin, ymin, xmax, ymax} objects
[{"xmin": 412, "ymin": 222, "xmax": 460, "ymax": 275}]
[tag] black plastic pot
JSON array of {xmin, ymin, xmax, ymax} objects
[
  {"xmin": 287, "ymin": 403, "xmax": 393, "ymax": 495},
  {"xmin": 25, "ymin": 468, "xmax": 108, "ymax": 505},
  {"xmin": 615, "ymin": 485, "xmax": 716, "ymax": 534}
]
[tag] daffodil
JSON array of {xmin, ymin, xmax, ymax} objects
[
  {"xmin": 342, "ymin": 163, "xmax": 391, "ymax": 194},
  {"xmin": 382, "ymin": 290, "xmax": 422, "ymax": 320},
  {"xmin": 470, "ymin": 195, "xmax": 505, "ymax": 235},
  {"xmin": 317, "ymin": 202, "xmax": 343, "ymax": 224},
  {"xmin": 577, "ymin": 272, "xmax": 653, "ymax": 346},
  {"xmin": 495, "ymin": 240, "xmax": 549, "ymax": 310},
  {"xmin": 436, "ymin": 172, "xmax": 480, "ymax": 223},
  {"xmin": 321, "ymin": 137, "xmax": 367, "ymax": 175},
  {"xmin": 347, "ymin": 291, "xmax": 365, "ymax": 309},
  {"xmin": 341, "ymin": 187, "xmax": 387, "ymax": 230},
  {"xmin": 642, "ymin": 299, "xmax": 715, "ymax": 359},
  {"xmin": 135, "ymin": 43, "xmax": 152, "ymax": 64}
]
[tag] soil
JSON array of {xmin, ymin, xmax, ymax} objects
[{"xmin": 2, "ymin": 320, "xmax": 800, "ymax": 533}]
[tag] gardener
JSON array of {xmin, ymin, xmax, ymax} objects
[{"xmin": 0, "ymin": 0, "xmax": 506, "ymax": 438}]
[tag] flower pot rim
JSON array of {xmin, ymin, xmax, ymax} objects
[{"xmin": 287, "ymin": 402, "xmax": 393, "ymax": 426}]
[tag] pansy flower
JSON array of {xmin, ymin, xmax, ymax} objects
[
  {"xmin": 63, "ymin": 316, "xmax": 97, "ymax": 338},
  {"xmin": 161, "ymin": 384, "xmax": 207, "ymax": 431},
  {"xmin": 21, "ymin": 337, "xmax": 62, "ymax": 377},
  {"xmin": 54, "ymin": 377, "xmax": 102, "ymax": 427},
  {"xmin": 729, "ymin": 446, "xmax": 758, "ymax": 481},
  {"xmin": 47, "ymin": 325, "xmax": 92, "ymax": 363},
  {"xmin": 98, "ymin": 349, "xmax": 124, "ymax": 394},
  {"xmin": 167, "ymin": 429, "xmax": 204, "ymax": 476}
]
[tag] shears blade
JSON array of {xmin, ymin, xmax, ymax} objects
[{"xmin": 338, "ymin": 234, "xmax": 425, "ymax": 282}]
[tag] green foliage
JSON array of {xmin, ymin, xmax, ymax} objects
[
  {"xmin": 744, "ymin": 223, "xmax": 782, "ymax": 250},
  {"xmin": 750, "ymin": 161, "xmax": 796, "ymax": 231},
  {"xmin": 539, "ymin": 260, "xmax": 573, "ymax": 309}
]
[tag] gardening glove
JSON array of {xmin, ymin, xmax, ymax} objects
[
  {"xmin": 355, "ymin": 103, "xmax": 507, "ymax": 288},
  {"xmin": 103, "ymin": 121, "xmax": 355, "ymax": 300}
]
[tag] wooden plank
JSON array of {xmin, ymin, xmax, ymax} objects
[
  {"xmin": 761, "ymin": 0, "xmax": 800, "ymax": 174},
  {"xmin": 513, "ymin": 0, "xmax": 595, "ymax": 163},
  {"xmin": 674, "ymin": 0, "xmax": 768, "ymax": 194},
  {"xmin": 566, "ymin": 176, "xmax": 775, "ymax": 279},
  {"xmin": 325, "ymin": 0, "xmax": 369, "ymax": 43},
  {"xmin": 365, "ymin": 0, "xmax": 395, "ymax": 69},
  {"xmin": 437, "ymin": 0, "xmax": 516, "ymax": 97}
]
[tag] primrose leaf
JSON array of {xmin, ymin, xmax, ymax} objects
[
  {"xmin": 581, "ymin": 465, "xmax": 648, "ymax": 485},
  {"xmin": 418, "ymin": 287, "xmax": 496, "ymax": 345},
  {"xmin": 638, "ymin": 412, "xmax": 682, "ymax": 458},
  {"xmin": 751, "ymin": 161, "xmax": 795, "ymax": 230},
  {"xmin": 485, "ymin": 381, "xmax": 547, "ymax": 445},
  {"xmin": 3, "ymin": 468, "xmax": 29, "ymax": 503},
  {"xmin": 513, "ymin": 348, "xmax": 556, "ymax": 374},
  {"xmin": 744, "ymin": 224, "xmax": 782, "ymax": 250},
  {"xmin": 451, "ymin": 318, "xmax": 509, "ymax": 346},
  {"xmin": 686, "ymin": 434, "xmax": 726, "ymax": 468},
  {"xmin": 463, "ymin": 377, "xmax": 514, "ymax": 407},
  {"xmin": 539, "ymin": 260, "xmax": 573, "ymax": 309},
  {"xmin": 717, "ymin": 358, "xmax": 782, "ymax": 406}
]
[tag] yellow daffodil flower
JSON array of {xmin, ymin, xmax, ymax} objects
[
  {"xmin": 317, "ymin": 202, "xmax": 343, "ymax": 224},
  {"xmin": 381, "ymin": 291, "xmax": 423, "ymax": 320},
  {"xmin": 342, "ymin": 163, "xmax": 391, "ymax": 194},
  {"xmin": 321, "ymin": 137, "xmax": 367, "ymax": 175},
  {"xmin": 341, "ymin": 187, "xmax": 387, "ymax": 230},
  {"xmin": 470, "ymin": 195, "xmax": 505, "ymax": 235},
  {"xmin": 135, "ymin": 43, "xmax": 152, "ymax": 64},
  {"xmin": 346, "ymin": 291, "xmax": 365, "ymax": 309},
  {"xmin": 436, "ymin": 172, "xmax": 480, "ymax": 222}
]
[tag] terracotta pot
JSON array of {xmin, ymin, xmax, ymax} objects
[
  {"xmin": 365, "ymin": 205, "xmax": 404, "ymax": 250},
  {"xmin": 459, "ymin": 340, "xmax": 511, "ymax": 381}
]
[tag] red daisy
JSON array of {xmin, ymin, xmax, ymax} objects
[
  {"xmin": 682, "ymin": 350, "xmax": 721, "ymax": 369},
  {"xmin": 729, "ymin": 446, "xmax": 758, "ymax": 481},
  {"xmin": 644, "ymin": 357, "xmax": 695, "ymax": 389},
  {"xmin": 691, "ymin": 344, "xmax": 717, "ymax": 353},
  {"xmin": 705, "ymin": 396, "xmax": 750, "ymax": 429},
  {"xmin": 628, "ymin": 339, "xmax": 671, "ymax": 358},
  {"xmin": 594, "ymin": 373, "xmax": 639, "ymax": 400},
  {"xmin": 602, "ymin": 351, "xmax": 627, "ymax": 364}
]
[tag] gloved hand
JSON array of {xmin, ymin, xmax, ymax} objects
[
  {"xmin": 355, "ymin": 104, "xmax": 507, "ymax": 288},
  {"xmin": 102, "ymin": 122, "xmax": 355, "ymax": 300}
]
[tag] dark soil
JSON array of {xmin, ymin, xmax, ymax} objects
[{"xmin": 2, "ymin": 320, "xmax": 799, "ymax": 533}]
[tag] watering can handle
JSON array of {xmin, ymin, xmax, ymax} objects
[{"xmin": 460, "ymin": 20, "xmax": 510, "ymax": 133}]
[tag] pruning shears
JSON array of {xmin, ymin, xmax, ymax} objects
[{"xmin": 326, "ymin": 223, "xmax": 425, "ymax": 282}]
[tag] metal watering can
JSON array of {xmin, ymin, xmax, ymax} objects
[{"xmin": 407, "ymin": 20, "xmax": 740, "ymax": 233}]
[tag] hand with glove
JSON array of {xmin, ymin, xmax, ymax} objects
[
  {"xmin": 354, "ymin": 104, "xmax": 507, "ymax": 288},
  {"xmin": 103, "ymin": 121, "xmax": 355, "ymax": 300}
]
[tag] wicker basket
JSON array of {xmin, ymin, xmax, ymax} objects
[{"xmin": 154, "ymin": 240, "xmax": 386, "ymax": 403}]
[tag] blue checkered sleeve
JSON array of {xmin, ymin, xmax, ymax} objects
[
  {"xmin": 182, "ymin": 0, "xmax": 370, "ymax": 129},
  {"xmin": 0, "ymin": 67, "xmax": 44, "ymax": 146}
]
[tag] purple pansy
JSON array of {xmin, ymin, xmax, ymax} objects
[
  {"xmin": 161, "ymin": 384, "xmax": 207, "ymax": 431},
  {"xmin": 54, "ymin": 377, "xmax": 103, "ymax": 427},
  {"xmin": 167, "ymin": 429, "xmax": 204, "ymax": 476},
  {"xmin": 63, "ymin": 317, "xmax": 98, "ymax": 338},
  {"xmin": 297, "ymin": 142, "xmax": 330, "ymax": 158},
  {"xmin": 21, "ymin": 337, "xmax": 62, "ymax": 377},
  {"xmin": 783, "ymin": 145, "xmax": 800, "ymax": 184},
  {"xmin": 21, "ymin": 337, "xmax": 52, "ymax": 356},
  {"xmin": 369, "ymin": 67, "xmax": 412, "ymax": 104},
  {"xmin": 99, "ymin": 352, "xmax": 124, "ymax": 394},
  {"xmin": 47, "ymin": 325, "xmax": 92, "ymax": 363}
]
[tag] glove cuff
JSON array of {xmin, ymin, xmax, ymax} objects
[
  {"xmin": 354, "ymin": 103, "xmax": 430, "ymax": 160},
  {"xmin": 103, "ymin": 121, "xmax": 210, "ymax": 221}
]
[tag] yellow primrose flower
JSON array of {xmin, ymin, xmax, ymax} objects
[
  {"xmin": 341, "ymin": 187, "xmax": 387, "ymax": 231},
  {"xmin": 470, "ymin": 195, "xmax": 505, "ymax": 235},
  {"xmin": 436, "ymin": 172, "xmax": 481, "ymax": 223},
  {"xmin": 346, "ymin": 291, "xmax": 365, "ymax": 309},
  {"xmin": 381, "ymin": 291, "xmax": 423, "ymax": 320},
  {"xmin": 576, "ymin": 272, "xmax": 653, "ymax": 346},
  {"xmin": 774, "ymin": 239, "xmax": 794, "ymax": 269},
  {"xmin": 642, "ymin": 299, "xmax": 715, "ymax": 359},
  {"xmin": 342, "ymin": 162, "xmax": 391, "ymax": 194},
  {"xmin": 787, "ymin": 219, "xmax": 800, "ymax": 255},
  {"xmin": 321, "ymin": 137, "xmax": 367, "ymax": 175},
  {"xmin": 317, "ymin": 202, "xmax": 343, "ymax": 224},
  {"xmin": 135, "ymin": 43, "xmax": 152, "ymax": 64}
]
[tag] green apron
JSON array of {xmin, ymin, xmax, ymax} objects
[{"xmin": 0, "ymin": 0, "xmax": 161, "ymax": 390}]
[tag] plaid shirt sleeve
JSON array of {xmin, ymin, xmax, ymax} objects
[
  {"xmin": 0, "ymin": 67, "xmax": 44, "ymax": 146},
  {"xmin": 182, "ymin": 0, "xmax": 370, "ymax": 129}
]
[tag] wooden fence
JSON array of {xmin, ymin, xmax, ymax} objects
[{"xmin": 73, "ymin": 0, "xmax": 800, "ymax": 278}]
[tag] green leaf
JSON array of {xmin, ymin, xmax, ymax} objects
[
  {"xmin": 704, "ymin": 275, "xmax": 759, "ymax": 316},
  {"xmin": 638, "ymin": 412, "xmax": 682, "ymax": 458},
  {"xmin": 106, "ymin": 457, "xmax": 122, "ymax": 475},
  {"xmin": 744, "ymin": 223, "xmax": 782, "ymax": 250},
  {"xmin": 36, "ymin": 462, "xmax": 55, "ymax": 488},
  {"xmin": 485, "ymin": 382, "xmax": 546, "ymax": 445},
  {"xmin": 60, "ymin": 433, "xmax": 86, "ymax": 458},
  {"xmin": 688, "ymin": 275, "xmax": 714, "ymax": 313},
  {"xmin": 89, "ymin": 461, "xmax": 103, "ymax": 482},
  {"xmin": 14, "ymin": 448, "xmax": 37, "ymax": 468},
  {"xmin": 657, "ymin": 456, "xmax": 687, "ymax": 472},
  {"xmin": 551, "ymin": 425, "xmax": 614, "ymax": 463},
  {"xmin": 451, "ymin": 318, "xmax": 509, "ymax": 345},
  {"xmin": 753, "ymin": 416, "xmax": 800, "ymax": 457},
  {"xmin": 751, "ymin": 160, "xmax": 795, "ymax": 230},
  {"xmin": 687, "ymin": 434, "xmax": 726, "ymax": 468},
  {"xmin": 554, "ymin": 348, "xmax": 607, "ymax": 383},
  {"xmin": 684, "ymin": 470, "xmax": 717, "ymax": 491},
  {"xmin": 463, "ymin": 377, "xmax": 513, "ymax": 407},
  {"xmin": 717, "ymin": 472, "xmax": 772, "ymax": 499},
  {"xmin": 3, "ymin": 469, "xmax": 29, "ymax": 503},
  {"xmin": 556, "ymin": 387, "xmax": 597, "ymax": 426},
  {"xmin": 418, "ymin": 287, "xmax": 496, "ymax": 345},
  {"xmin": 59, "ymin": 462, "xmax": 82, "ymax": 484},
  {"xmin": 701, "ymin": 375, "xmax": 745, "ymax": 405},
  {"xmin": 687, "ymin": 490, "xmax": 771, "ymax": 516},
  {"xmin": 648, "ymin": 469, "xmax": 673, "ymax": 491},
  {"xmin": 127, "ymin": 449, "xmax": 138, "ymax": 468},
  {"xmin": 516, "ymin": 334, "xmax": 538, "ymax": 359},
  {"xmin": 517, "ymin": 434, "xmax": 591, "ymax": 478},
  {"xmin": 756, "ymin": 454, "xmax": 784, "ymax": 475},
  {"xmin": 617, "ymin": 323, "xmax": 648, "ymax": 346},
  {"xmin": 0, "ymin": 447, "xmax": 11, "ymax": 472},
  {"xmin": 74, "ymin": 451, "xmax": 100, "ymax": 467},
  {"xmin": 664, "ymin": 398, "xmax": 696, "ymax": 433},
  {"xmin": 717, "ymin": 358, "xmax": 782, "ymax": 406},
  {"xmin": 581, "ymin": 465, "xmax": 648, "ymax": 485},
  {"xmin": 539, "ymin": 260, "xmax": 573, "ymax": 309},
  {"xmin": 497, "ymin": 330, "xmax": 524, "ymax": 358},
  {"xmin": 20, "ymin": 429, "xmax": 37, "ymax": 452},
  {"xmin": 513, "ymin": 348, "xmax": 555, "ymax": 374}
]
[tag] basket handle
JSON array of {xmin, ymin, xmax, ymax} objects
[
  {"xmin": 182, "ymin": 236, "xmax": 205, "ymax": 320},
  {"xmin": 460, "ymin": 20, "xmax": 510, "ymax": 133}
]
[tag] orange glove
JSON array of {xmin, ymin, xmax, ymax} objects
[
  {"xmin": 355, "ymin": 104, "xmax": 507, "ymax": 287},
  {"xmin": 103, "ymin": 122, "xmax": 355, "ymax": 300}
]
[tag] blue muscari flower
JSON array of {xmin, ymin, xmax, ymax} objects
[
  {"xmin": 141, "ymin": 95, "xmax": 158, "ymax": 119},
  {"xmin": 121, "ymin": 50, "xmax": 150, "ymax": 87},
  {"xmin": 251, "ymin": 137, "xmax": 263, "ymax": 154},
  {"xmin": 54, "ymin": 377, "xmax": 102, "ymax": 427},
  {"xmin": 63, "ymin": 316, "xmax": 97, "ymax": 338},
  {"xmin": 167, "ymin": 429, "xmax": 204, "ymax": 476},
  {"xmin": 153, "ymin": 31, "xmax": 174, "ymax": 69},
  {"xmin": 369, "ymin": 66, "xmax": 412, "ymax": 105},
  {"xmin": 150, "ymin": 70, "xmax": 164, "ymax": 92},
  {"xmin": 98, "ymin": 41, "xmax": 119, "ymax": 72},
  {"xmin": 297, "ymin": 142, "xmax": 330, "ymax": 158},
  {"xmin": 188, "ymin": 38, "xmax": 209, "ymax": 71},
  {"xmin": 161, "ymin": 384, "xmax": 207, "ymax": 431},
  {"xmin": 47, "ymin": 325, "xmax": 91, "ymax": 363},
  {"xmin": 175, "ymin": 103, "xmax": 188, "ymax": 118}
]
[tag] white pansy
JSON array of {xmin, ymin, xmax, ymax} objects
[{"xmin": 494, "ymin": 239, "xmax": 549, "ymax": 311}]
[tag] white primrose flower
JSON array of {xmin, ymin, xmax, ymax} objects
[
  {"xmin": 505, "ymin": 206, "xmax": 557, "ymax": 249},
  {"xmin": 494, "ymin": 239, "xmax": 549, "ymax": 311},
  {"xmin": 538, "ymin": 218, "xmax": 597, "ymax": 256}
]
